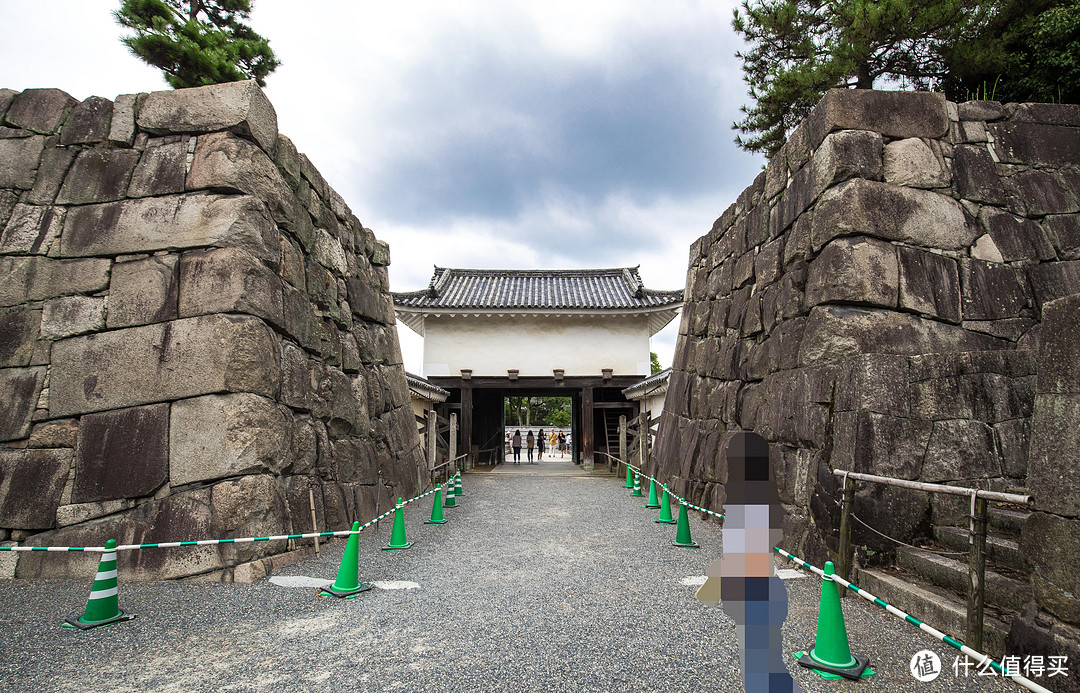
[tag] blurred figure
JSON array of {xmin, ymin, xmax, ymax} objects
[
  {"xmin": 696, "ymin": 431, "xmax": 803, "ymax": 693},
  {"xmin": 512, "ymin": 430, "xmax": 522, "ymax": 464}
]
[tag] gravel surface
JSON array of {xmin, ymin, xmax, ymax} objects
[{"xmin": 0, "ymin": 473, "xmax": 1029, "ymax": 692}]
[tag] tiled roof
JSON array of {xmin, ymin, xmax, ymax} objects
[
  {"xmin": 405, "ymin": 372, "xmax": 450, "ymax": 401},
  {"xmin": 622, "ymin": 368, "xmax": 671, "ymax": 399},
  {"xmin": 393, "ymin": 267, "xmax": 683, "ymax": 311}
]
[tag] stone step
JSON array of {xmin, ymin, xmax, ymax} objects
[
  {"xmin": 857, "ymin": 566, "xmax": 1010, "ymax": 657},
  {"xmin": 895, "ymin": 546, "xmax": 1033, "ymax": 612},
  {"xmin": 933, "ymin": 525, "xmax": 1030, "ymax": 572},
  {"xmin": 988, "ymin": 507, "xmax": 1029, "ymax": 535}
]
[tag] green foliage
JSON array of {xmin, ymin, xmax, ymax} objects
[
  {"xmin": 954, "ymin": 0, "xmax": 1080, "ymax": 104},
  {"xmin": 650, "ymin": 351, "xmax": 662, "ymax": 375},
  {"xmin": 732, "ymin": 0, "xmax": 993, "ymax": 156},
  {"xmin": 115, "ymin": 0, "xmax": 280, "ymax": 89},
  {"xmin": 504, "ymin": 397, "xmax": 572, "ymax": 427}
]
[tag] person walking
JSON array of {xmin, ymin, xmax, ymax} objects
[
  {"xmin": 526, "ymin": 430, "xmax": 535, "ymax": 463},
  {"xmin": 512, "ymin": 430, "xmax": 522, "ymax": 464},
  {"xmin": 537, "ymin": 429, "xmax": 546, "ymax": 461},
  {"xmin": 557, "ymin": 431, "xmax": 566, "ymax": 458}
]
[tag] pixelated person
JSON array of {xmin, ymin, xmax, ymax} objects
[{"xmin": 696, "ymin": 431, "xmax": 804, "ymax": 693}]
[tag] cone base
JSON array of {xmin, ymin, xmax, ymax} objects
[
  {"xmin": 795, "ymin": 652, "xmax": 873, "ymax": 679},
  {"xmin": 62, "ymin": 611, "xmax": 135, "ymax": 630},
  {"xmin": 673, "ymin": 540, "xmax": 700, "ymax": 548},
  {"xmin": 424, "ymin": 518, "xmax": 448, "ymax": 524},
  {"xmin": 319, "ymin": 582, "xmax": 374, "ymax": 598},
  {"xmin": 645, "ymin": 502, "xmax": 661, "ymax": 509},
  {"xmin": 382, "ymin": 542, "xmax": 414, "ymax": 551},
  {"xmin": 655, "ymin": 518, "xmax": 677, "ymax": 524},
  {"xmin": 630, "ymin": 492, "xmax": 643, "ymax": 497}
]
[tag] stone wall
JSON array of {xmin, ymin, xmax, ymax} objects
[
  {"xmin": 654, "ymin": 90, "xmax": 1080, "ymax": 618},
  {"xmin": 0, "ymin": 82, "xmax": 424, "ymax": 580}
]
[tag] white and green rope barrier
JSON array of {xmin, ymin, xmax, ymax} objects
[
  {"xmin": 0, "ymin": 486, "xmax": 443, "ymax": 554},
  {"xmin": 773, "ymin": 547, "xmax": 1054, "ymax": 693},
  {"xmin": 627, "ymin": 466, "xmax": 725, "ymax": 520}
]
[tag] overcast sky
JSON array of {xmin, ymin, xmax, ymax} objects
[{"xmin": 0, "ymin": 1, "xmax": 766, "ymax": 373}]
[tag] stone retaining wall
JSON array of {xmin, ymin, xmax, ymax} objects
[
  {"xmin": 654, "ymin": 90, "xmax": 1080, "ymax": 624},
  {"xmin": 0, "ymin": 81, "xmax": 424, "ymax": 580}
]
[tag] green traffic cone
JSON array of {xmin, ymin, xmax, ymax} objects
[
  {"xmin": 444, "ymin": 480, "xmax": 457, "ymax": 508},
  {"xmin": 655, "ymin": 484, "xmax": 676, "ymax": 524},
  {"xmin": 672, "ymin": 501, "xmax": 699, "ymax": 548},
  {"xmin": 425, "ymin": 485, "xmax": 448, "ymax": 525},
  {"xmin": 320, "ymin": 521, "xmax": 373, "ymax": 598},
  {"xmin": 63, "ymin": 539, "xmax": 136, "ymax": 629},
  {"xmin": 644, "ymin": 479, "xmax": 661, "ymax": 509},
  {"xmin": 796, "ymin": 561, "xmax": 873, "ymax": 679},
  {"xmin": 625, "ymin": 465, "xmax": 633, "ymax": 489},
  {"xmin": 631, "ymin": 474, "xmax": 643, "ymax": 497},
  {"xmin": 454, "ymin": 472, "xmax": 464, "ymax": 497},
  {"xmin": 383, "ymin": 498, "xmax": 413, "ymax": 550}
]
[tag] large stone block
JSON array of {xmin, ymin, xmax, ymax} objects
[
  {"xmin": 1024, "ymin": 512, "xmax": 1080, "ymax": 623},
  {"xmin": 0, "ymin": 308, "xmax": 40, "ymax": 367},
  {"xmin": 978, "ymin": 207, "xmax": 1055, "ymax": 262},
  {"xmin": 0, "ymin": 134, "xmax": 45, "ymax": 189},
  {"xmin": 805, "ymin": 236, "xmax": 898, "ymax": 309},
  {"xmin": 921, "ymin": 419, "xmax": 999, "ymax": 482},
  {"xmin": 107, "ymin": 255, "xmax": 180, "ymax": 328},
  {"xmin": 0, "ymin": 448, "xmax": 71, "ymax": 529},
  {"xmin": 55, "ymin": 148, "xmax": 140, "ymax": 205},
  {"xmin": 0, "ymin": 203, "xmax": 64, "ymax": 254},
  {"xmin": 208, "ymin": 474, "xmax": 289, "ymax": 564},
  {"xmin": 803, "ymin": 89, "xmax": 948, "ymax": 152},
  {"xmin": 995, "ymin": 418, "xmax": 1030, "ymax": 479},
  {"xmin": 1028, "ymin": 261, "xmax": 1080, "ymax": 312},
  {"xmin": 834, "ymin": 353, "xmax": 910, "ymax": 416},
  {"xmin": 186, "ymin": 132, "xmax": 295, "ymax": 223},
  {"xmin": 1028, "ymin": 394, "xmax": 1080, "ymax": 518},
  {"xmin": 137, "ymin": 80, "xmax": 278, "ymax": 154},
  {"xmin": 0, "ymin": 255, "xmax": 111, "ymax": 307},
  {"xmin": 2, "ymin": 88, "xmax": 77, "ymax": 134},
  {"xmin": 1045, "ymin": 214, "xmax": 1080, "ymax": 260},
  {"xmin": 170, "ymin": 393, "xmax": 292, "ymax": 487},
  {"xmin": 50, "ymin": 314, "xmax": 279, "ymax": 416},
  {"xmin": 127, "ymin": 139, "xmax": 189, "ymax": 198},
  {"xmin": 810, "ymin": 179, "xmax": 977, "ymax": 252},
  {"xmin": 1037, "ymin": 293, "xmax": 1080, "ymax": 395},
  {"xmin": 882, "ymin": 138, "xmax": 950, "ymax": 188},
  {"xmin": 1010, "ymin": 169, "xmax": 1079, "ymax": 217},
  {"xmin": 0, "ymin": 366, "xmax": 44, "ymax": 441},
  {"xmin": 40, "ymin": 295, "xmax": 107, "ymax": 339},
  {"xmin": 108, "ymin": 94, "xmax": 137, "ymax": 147},
  {"xmin": 59, "ymin": 95, "xmax": 113, "ymax": 146},
  {"xmin": 952, "ymin": 144, "xmax": 1006, "ymax": 205},
  {"xmin": 73, "ymin": 404, "xmax": 169, "ymax": 503},
  {"xmin": 799, "ymin": 305, "xmax": 1007, "ymax": 366},
  {"xmin": 897, "ymin": 246, "xmax": 960, "ymax": 323},
  {"xmin": 25, "ymin": 147, "xmax": 77, "ymax": 205},
  {"xmin": 178, "ymin": 247, "xmax": 283, "ymax": 328},
  {"xmin": 987, "ymin": 122, "xmax": 1080, "ymax": 167},
  {"xmin": 960, "ymin": 259, "xmax": 1031, "ymax": 320},
  {"xmin": 852, "ymin": 484, "xmax": 930, "ymax": 553},
  {"xmin": 62, "ymin": 194, "xmax": 278, "ymax": 264}
]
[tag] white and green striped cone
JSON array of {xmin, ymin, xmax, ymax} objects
[
  {"xmin": 454, "ymin": 472, "xmax": 464, "ymax": 497},
  {"xmin": 63, "ymin": 539, "xmax": 135, "ymax": 630},
  {"xmin": 444, "ymin": 480, "xmax": 457, "ymax": 508}
]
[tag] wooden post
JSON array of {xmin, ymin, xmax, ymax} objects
[
  {"xmin": 449, "ymin": 412, "xmax": 458, "ymax": 468},
  {"xmin": 618, "ymin": 415, "xmax": 627, "ymax": 478},
  {"xmin": 426, "ymin": 408, "xmax": 437, "ymax": 471},
  {"xmin": 638, "ymin": 409, "xmax": 648, "ymax": 475},
  {"xmin": 837, "ymin": 474, "xmax": 855, "ymax": 595},
  {"xmin": 581, "ymin": 387, "xmax": 594, "ymax": 471},
  {"xmin": 966, "ymin": 494, "xmax": 988, "ymax": 652},
  {"xmin": 461, "ymin": 387, "xmax": 474, "ymax": 469},
  {"xmin": 308, "ymin": 487, "xmax": 319, "ymax": 555}
]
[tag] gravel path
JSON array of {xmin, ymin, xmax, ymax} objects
[{"xmin": 0, "ymin": 474, "xmax": 1025, "ymax": 692}]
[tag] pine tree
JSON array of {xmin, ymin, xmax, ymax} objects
[
  {"xmin": 115, "ymin": 0, "xmax": 280, "ymax": 89},
  {"xmin": 732, "ymin": 0, "xmax": 994, "ymax": 156}
]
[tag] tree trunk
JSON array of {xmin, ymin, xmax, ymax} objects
[{"xmin": 856, "ymin": 61, "xmax": 873, "ymax": 89}]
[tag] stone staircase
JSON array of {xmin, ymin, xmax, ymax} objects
[{"xmin": 857, "ymin": 504, "xmax": 1033, "ymax": 657}]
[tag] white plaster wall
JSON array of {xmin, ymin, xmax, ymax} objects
[{"xmin": 422, "ymin": 314, "xmax": 651, "ymax": 376}]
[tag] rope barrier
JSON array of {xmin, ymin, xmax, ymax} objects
[
  {"xmin": 773, "ymin": 547, "xmax": 1054, "ymax": 693},
  {"xmin": 626, "ymin": 466, "xmax": 725, "ymax": 520},
  {"xmin": 0, "ymin": 486, "xmax": 442, "ymax": 554}
]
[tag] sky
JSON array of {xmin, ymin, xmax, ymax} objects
[{"xmin": 0, "ymin": 1, "xmax": 766, "ymax": 373}]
